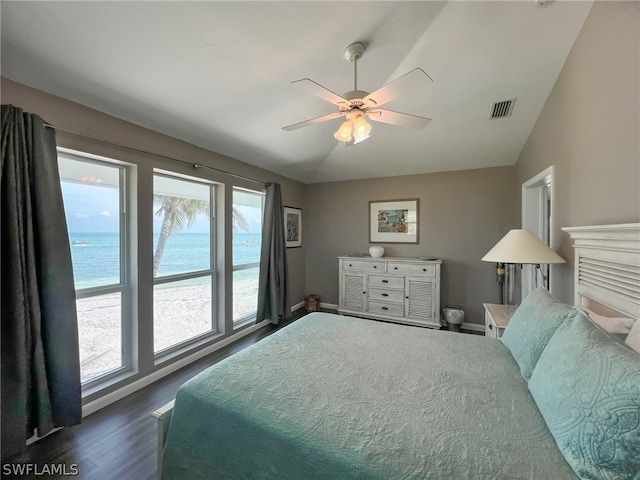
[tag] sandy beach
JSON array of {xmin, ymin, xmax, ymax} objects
[{"xmin": 77, "ymin": 279, "xmax": 259, "ymax": 382}]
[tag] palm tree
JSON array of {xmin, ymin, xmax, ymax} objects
[
  {"xmin": 232, "ymin": 206, "xmax": 250, "ymax": 238},
  {"xmin": 153, "ymin": 196, "xmax": 209, "ymax": 276},
  {"xmin": 153, "ymin": 195, "xmax": 250, "ymax": 276}
]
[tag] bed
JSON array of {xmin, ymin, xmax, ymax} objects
[{"xmin": 154, "ymin": 223, "xmax": 640, "ymax": 479}]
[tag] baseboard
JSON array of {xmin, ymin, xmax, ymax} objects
[
  {"xmin": 26, "ymin": 426, "xmax": 62, "ymax": 446},
  {"xmin": 293, "ymin": 301, "xmax": 337, "ymax": 313},
  {"xmin": 461, "ymin": 322, "xmax": 485, "ymax": 333},
  {"xmin": 320, "ymin": 302, "xmax": 338, "ymax": 310},
  {"xmin": 82, "ymin": 320, "xmax": 270, "ymax": 417}
]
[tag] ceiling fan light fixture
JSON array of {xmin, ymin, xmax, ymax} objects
[
  {"xmin": 353, "ymin": 115, "xmax": 372, "ymax": 138},
  {"xmin": 334, "ymin": 120, "xmax": 353, "ymax": 142}
]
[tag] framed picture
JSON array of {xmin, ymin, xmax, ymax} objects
[
  {"xmin": 369, "ymin": 199, "xmax": 419, "ymax": 244},
  {"xmin": 284, "ymin": 206, "xmax": 302, "ymax": 248}
]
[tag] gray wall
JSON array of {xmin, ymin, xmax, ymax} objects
[
  {"xmin": 515, "ymin": 1, "xmax": 640, "ymax": 304},
  {"xmin": 304, "ymin": 166, "xmax": 519, "ymax": 326}
]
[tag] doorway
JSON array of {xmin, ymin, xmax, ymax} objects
[{"xmin": 522, "ymin": 166, "xmax": 554, "ymax": 299}]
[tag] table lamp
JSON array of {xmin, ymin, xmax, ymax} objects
[{"xmin": 482, "ymin": 229, "xmax": 565, "ymax": 303}]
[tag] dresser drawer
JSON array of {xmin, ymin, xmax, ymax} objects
[
  {"xmin": 368, "ymin": 301, "xmax": 404, "ymax": 317},
  {"xmin": 368, "ymin": 275, "xmax": 404, "ymax": 289},
  {"xmin": 343, "ymin": 260, "xmax": 385, "ymax": 273},
  {"xmin": 387, "ymin": 263, "xmax": 435, "ymax": 276},
  {"xmin": 368, "ymin": 288, "xmax": 405, "ymax": 304},
  {"xmin": 485, "ymin": 322, "xmax": 498, "ymax": 338}
]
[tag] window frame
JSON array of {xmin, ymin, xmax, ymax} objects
[
  {"xmin": 152, "ymin": 171, "xmax": 218, "ymax": 357},
  {"xmin": 58, "ymin": 149, "xmax": 132, "ymax": 389},
  {"xmin": 56, "ymin": 147, "xmax": 270, "ymax": 399},
  {"xmin": 232, "ymin": 187, "xmax": 265, "ymax": 328}
]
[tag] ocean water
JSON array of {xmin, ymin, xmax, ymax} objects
[{"xmin": 69, "ymin": 232, "xmax": 261, "ymax": 289}]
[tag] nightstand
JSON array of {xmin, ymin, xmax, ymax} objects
[{"xmin": 483, "ymin": 303, "xmax": 517, "ymax": 338}]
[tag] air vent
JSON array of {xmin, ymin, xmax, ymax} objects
[{"xmin": 490, "ymin": 98, "xmax": 516, "ymax": 119}]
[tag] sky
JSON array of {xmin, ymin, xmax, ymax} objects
[{"xmin": 61, "ymin": 182, "xmax": 262, "ymax": 234}]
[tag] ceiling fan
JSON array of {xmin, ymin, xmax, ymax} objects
[{"xmin": 282, "ymin": 42, "xmax": 433, "ymax": 145}]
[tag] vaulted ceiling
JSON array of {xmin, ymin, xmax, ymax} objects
[{"xmin": 1, "ymin": 1, "xmax": 593, "ymax": 184}]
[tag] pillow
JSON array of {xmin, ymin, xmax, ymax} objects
[
  {"xmin": 528, "ymin": 312, "xmax": 640, "ymax": 479},
  {"xmin": 501, "ymin": 287, "xmax": 576, "ymax": 380},
  {"xmin": 626, "ymin": 319, "xmax": 640, "ymax": 353},
  {"xmin": 582, "ymin": 309, "xmax": 635, "ymax": 335}
]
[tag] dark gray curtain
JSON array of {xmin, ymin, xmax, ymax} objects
[
  {"xmin": 256, "ymin": 183, "xmax": 290, "ymax": 325},
  {"xmin": 1, "ymin": 105, "xmax": 82, "ymax": 460}
]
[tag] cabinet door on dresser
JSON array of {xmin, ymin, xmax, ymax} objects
[
  {"xmin": 405, "ymin": 277, "xmax": 435, "ymax": 321},
  {"xmin": 342, "ymin": 273, "xmax": 366, "ymax": 311}
]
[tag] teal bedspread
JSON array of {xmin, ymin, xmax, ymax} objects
[{"xmin": 161, "ymin": 313, "xmax": 577, "ymax": 479}]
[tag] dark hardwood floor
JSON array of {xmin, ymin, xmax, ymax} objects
[{"xmin": 3, "ymin": 313, "xmax": 305, "ymax": 480}]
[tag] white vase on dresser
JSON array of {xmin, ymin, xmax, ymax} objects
[{"xmin": 338, "ymin": 256, "xmax": 442, "ymax": 328}]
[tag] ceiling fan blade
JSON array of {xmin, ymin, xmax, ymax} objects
[
  {"xmin": 282, "ymin": 112, "xmax": 345, "ymax": 131},
  {"xmin": 367, "ymin": 109, "xmax": 432, "ymax": 130},
  {"xmin": 292, "ymin": 78, "xmax": 348, "ymax": 106},
  {"xmin": 363, "ymin": 68, "xmax": 433, "ymax": 108}
]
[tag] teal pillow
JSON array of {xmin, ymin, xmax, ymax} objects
[
  {"xmin": 501, "ymin": 287, "xmax": 575, "ymax": 380},
  {"xmin": 528, "ymin": 312, "xmax": 640, "ymax": 478}
]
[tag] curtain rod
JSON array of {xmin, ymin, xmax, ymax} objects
[{"xmin": 44, "ymin": 123, "xmax": 267, "ymax": 186}]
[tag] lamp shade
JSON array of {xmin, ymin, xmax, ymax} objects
[{"xmin": 481, "ymin": 229, "xmax": 565, "ymax": 264}]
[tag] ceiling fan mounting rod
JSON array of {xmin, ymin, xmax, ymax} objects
[
  {"xmin": 353, "ymin": 56, "xmax": 358, "ymax": 91},
  {"xmin": 344, "ymin": 42, "xmax": 365, "ymax": 92}
]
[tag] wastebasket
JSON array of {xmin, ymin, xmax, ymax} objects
[
  {"xmin": 305, "ymin": 295, "xmax": 320, "ymax": 313},
  {"xmin": 443, "ymin": 306, "xmax": 465, "ymax": 333}
]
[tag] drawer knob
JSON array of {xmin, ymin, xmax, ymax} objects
[
  {"xmin": 373, "ymin": 266, "xmax": 377, "ymax": 268},
  {"xmin": 405, "ymin": 296, "xmax": 409, "ymax": 299},
  {"xmin": 423, "ymin": 268, "xmax": 426, "ymax": 271},
  {"xmin": 394, "ymin": 267, "xmax": 398, "ymax": 270},
  {"xmin": 382, "ymin": 279, "xmax": 389, "ymax": 283},
  {"xmin": 382, "ymin": 307, "xmax": 388, "ymax": 311},
  {"xmin": 349, "ymin": 264, "xmax": 352, "ymax": 267},
  {"xmin": 381, "ymin": 293, "xmax": 388, "ymax": 297}
]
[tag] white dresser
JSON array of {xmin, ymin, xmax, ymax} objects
[{"xmin": 338, "ymin": 256, "xmax": 442, "ymax": 328}]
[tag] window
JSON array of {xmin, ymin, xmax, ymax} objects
[
  {"xmin": 58, "ymin": 152, "xmax": 129, "ymax": 385},
  {"xmin": 57, "ymin": 146, "xmax": 265, "ymax": 398},
  {"xmin": 232, "ymin": 188, "xmax": 264, "ymax": 327},
  {"xmin": 153, "ymin": 174, "xmax": 216, "ymax": 353}
]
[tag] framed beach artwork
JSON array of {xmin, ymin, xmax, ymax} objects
[
  {"xmin": 284, "ymin": 206, "xmax": 302, "ymax": 248},
  {"xmin": 369, "ymin": 199, "xmax": 419, "ymax": 244}
]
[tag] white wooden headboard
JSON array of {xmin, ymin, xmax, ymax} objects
[{"xmin": 562, "ymin": 223, "xmax": 640, "ymax": 319}]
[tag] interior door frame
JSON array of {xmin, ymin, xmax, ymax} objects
[{"xmin": 522, "ymin": 166, "xmax": 555, "ymax": 299}]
